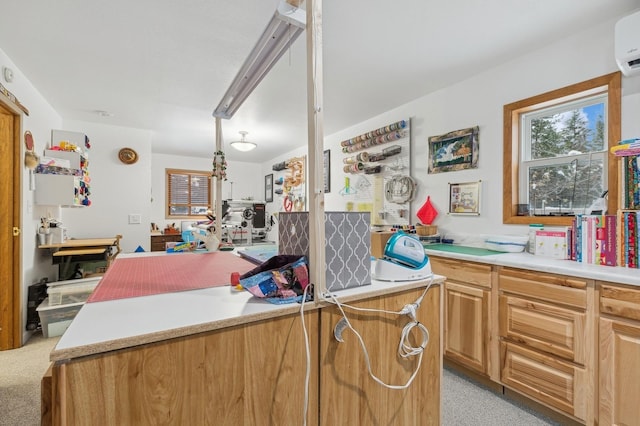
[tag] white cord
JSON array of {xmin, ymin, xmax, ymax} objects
[
  {"xmin": 325, "ymin": 275, "xmax": 434, "ymax": 390},
  {"xmin": 300, "ymin": 284, "xmax": 312, "ymax": 426}
]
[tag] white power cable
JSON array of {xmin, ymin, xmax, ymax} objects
[
  {"xmin": 325, "ymin": 275, "xmax": 434, "ymax": 390},
  {"xmin": 300, "ymin": 284, "xmax": 312, "ymax": 426}
]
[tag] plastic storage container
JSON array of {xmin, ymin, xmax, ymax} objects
[
  {"xmin": 47, "ymin": 277, "xmax": 100, "ymax": 306},
  {"xmin": 36, "ymin": 298, "xmax": 83, "ymax": 338}
]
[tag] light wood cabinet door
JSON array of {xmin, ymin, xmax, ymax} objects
[
  {"xmin": 599, "ymin": 317, "xmax": 640, "ymax": 425},
  {"xmin": 320, "ymin": 286, "xmax": 441, "ymax": 426},
  {"xmin": 53, "ymin": 312, "xmax": 319, "ymax": 426},
  {"xmin": 501, "ymin": 341, "xmax": 587, "ymax": 420},
  {"xmin": 444, "ymin": 281, "xmax": 489, "ymax": 374}
]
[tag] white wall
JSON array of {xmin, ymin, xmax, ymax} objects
[
  {"xmin": 315, "ymin": 17, "xmax": 640, "ymax": 245},
  {"xmin": 151, "ymin": 152, "xmax": 263, "ymax": 230},
  {"xmin": 0, "ymin": 48, "xmax": 62, "ymax": 342},
  {"xmin": 59, "ymin": 120, "xmax": 153, "ymax": 253}
]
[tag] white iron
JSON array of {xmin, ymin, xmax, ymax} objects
[{"xmin": 372, "ymin": 231, "xmax": 432, "ymax": 282}]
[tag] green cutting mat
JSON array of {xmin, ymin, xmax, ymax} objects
[{"xmin": 424, "ymin": 243, "xmax": 503, "ymax": 256}]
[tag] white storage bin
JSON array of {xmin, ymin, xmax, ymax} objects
[
  {"xmin": 36, "ymin": 298, "xmax": 83, "ymax": 338},
  {"xmin": 484, "ymin": 235, "xmax": 528, "ymax": 253},
  {"xmin": 47, "ymin": 277, "xmax": 100, "ymax": 306}
]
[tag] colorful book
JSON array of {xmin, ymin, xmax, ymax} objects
[
  {"xmin": 570, "ymin": 218, "xmax": 577, "ymax": 261},
  {"xmin": 575, "ymin": 214, "xmax": 583, "ymax": 263},
  {"xmin": 603, "ymin": 215, "xmax": 618, "ymax": 267},
  {"xmin": 629, "ymin": 212, "xmax": 637, "ymax": 268},
  {"xmin": 594, "ymin": 215, "xmax": 605, "ymax": 265}
]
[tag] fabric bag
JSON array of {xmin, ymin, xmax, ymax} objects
[{"xmin": 239, "ymin": 255, "xmax": 311, "ymax": 304}]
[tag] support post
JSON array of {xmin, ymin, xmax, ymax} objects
[{"xmin": 306, "ymin": 0, "xmax": 326, "ymax": 297}]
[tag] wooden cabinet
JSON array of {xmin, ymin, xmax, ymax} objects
[
  {"xmin": 431, "ymin": 256, "xmax": 492, "ymax": 376},
  {"xmin": 599, "ymin": 282, "xmax": 640, "ymax": 425},
  {"xmin": 498, "ymin": 267, "xmax": 594, "ymax": 423},
  {"xmin": 52, "ymin": 311, "xmax": 320, "ymax": 425},
  {"xmin": 319, "ymin": 285, "xmax": 441, "ymax": 425},
  {"xmin": 36, "ymin": 137, "xmax": 90, "ymax": 207},
  {"xmin": 47, "ymin": 282, "xmax": 442, "ymax": 425},
  {"xmin": 150, "ymin": 234, "xmax": 182, "ymax": 251}
]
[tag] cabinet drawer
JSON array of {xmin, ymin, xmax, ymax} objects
[
  {"xmin": 600, "ymin": 282, "xmax": 640, "ymax": 321},
  {"xmin": 430, "ymin": 257, "xmax": 492, "ymax": 289},
  {"xmin": 150, "ymin": 235, "xmax": 182, "ymax": 252},
  {"xmin": 501, "ymin": 341, "xmax": 587, "ymax": 420},
  {"xmin": 499, "ymin": 267, "xmax": 586, "ymax": 309},
  {"xmin": 499, "ymin": 295, "xmax": 585, "ymax": 364}
]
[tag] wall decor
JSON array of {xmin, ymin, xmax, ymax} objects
[
  {"xmin": 271, "ymin": 155, "xmax": 307, "ymax": 212},
  {"xmin": 264, "ymin": 173, "xmax": 273, "ymax": 203},
  {"xmin": 338, "ymin": 118, "xmax": 412, "ymax": 226},
  {"xmin": 323, "ymin": 149, "xmax": 331, "ymax": 193},
  {"xmin": 428, "ymin": 125, "xmax": 479, "ymax": 174},
  {"xmin": 448, "ymin": 180, "xmax": 481, "ymax": 215},
  {"xmin": 118, "ymin": 147, "xmax": 138, "ymax": 165}
]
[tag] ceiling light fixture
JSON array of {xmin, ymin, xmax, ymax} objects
[
  {"xmin": 212, "ymin": 1, "xmax": 305, "ymax": 120},
  {"xmin": 230, "ymin": 131, "xmax": 257, "ymax": 152}
]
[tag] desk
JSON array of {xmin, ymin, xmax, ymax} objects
[{"xmin": 39, "ymin": 236, "xmax": 122, "ymax": 279}]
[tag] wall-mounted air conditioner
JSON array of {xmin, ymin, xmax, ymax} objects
[{"xmin": 615, "ymin": 10, "xmax": 640, "ymax": 77}]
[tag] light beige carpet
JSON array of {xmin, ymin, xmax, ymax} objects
[{"xmin": 0, "ymin": 333, "xmax": 59, "ymax": 426}]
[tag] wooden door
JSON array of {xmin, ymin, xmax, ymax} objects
[
  {"xmin": 444, "ymin": 281, "xmax": 489, "ymax": 374},
  {"xmin": 599, "ymin": 317, "xmax": 640, "ymax": 425},
  {"xmin": 0, "ymin": 100, "xmax": 21, "ymax": 350}
]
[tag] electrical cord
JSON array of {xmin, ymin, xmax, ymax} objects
[
  {"xmin": 323, "ymin": 275, "xmax": 434, "ymax": 390},
  {"xmin": 300, "ymin": 283, "xmax": 312, "ymax": 426}
]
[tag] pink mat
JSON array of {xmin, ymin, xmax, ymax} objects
[{"xmin": 87, "ymin": 251, "xmax": 255, "ymax": 303}]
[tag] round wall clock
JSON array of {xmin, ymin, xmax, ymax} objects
[{"xmin": 118, "ymin": 147, "xmax": 138, "ymax": 164}]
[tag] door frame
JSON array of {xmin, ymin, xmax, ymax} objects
[{"xmin": 0, "ymin": 92, "xmax": 23, "ymax": 350}]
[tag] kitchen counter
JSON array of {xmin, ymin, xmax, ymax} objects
[
  {"xmin": 51, "ymin": 252, "xmax": 444, "ymax": 362},
  {"xmin": 44, "ymin": 251, "xmax": 444, "ymax": 425},
  {"xmin": 424, "ymin": 246, "xmax": 640, "ymax": 287}
]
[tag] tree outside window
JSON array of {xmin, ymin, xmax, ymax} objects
[{"xmin": 503, "ymin": 72, "xmax": 621, "ymax": 226}]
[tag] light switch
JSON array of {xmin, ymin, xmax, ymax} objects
[{"xmin": 128, "ymin": 214, "xmax": 141, "ymax": 224}]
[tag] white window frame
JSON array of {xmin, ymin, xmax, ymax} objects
[{"xmin": 518, "ymin": 94, "xmax": 608, "ymax": 214}]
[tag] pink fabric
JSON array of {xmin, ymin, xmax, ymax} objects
[
  {"xmin": 87, "ymin": 252, "xmax": 255, "ymax": 303},
  {"xmin": 416, "ymin": 196, "xmax": 438, "ymax": 225}
]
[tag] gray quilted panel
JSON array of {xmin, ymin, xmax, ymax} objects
[{"xmin": 279, "ymin": 212, "xmax": 371, "ymax": 292}]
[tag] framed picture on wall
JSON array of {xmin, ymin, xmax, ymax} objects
[
  {"xmin": 323, "ymin": 149, "xmax": 331, "ymax": 193},
  {"xmin": 448, "ymin": 180, "xmax": 481, "ymax": 215},
  {"xmin": 265, "ymin": 174, "xmax": 273, "ymax": 203},
  {"xmin": 428, "ymin": 126, "xmax": 479, "ymax": 174}
]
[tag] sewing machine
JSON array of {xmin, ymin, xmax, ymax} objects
[{"xmin": 220, "ymin": 200, "xmax": 269, "ymax": 245}]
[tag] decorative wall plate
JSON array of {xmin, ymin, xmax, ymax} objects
[{"xmin": 118, "ymin": 147, "xmax": 138, "ymax": 164}]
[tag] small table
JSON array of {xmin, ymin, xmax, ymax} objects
[{"xmin": 39, "ymin": 236, "xmax": 122, "ymax": 279}]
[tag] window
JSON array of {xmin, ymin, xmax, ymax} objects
[
  {"xmin": 503, "ymin": 72, "xmax": 621, "ymax": 226},
  {"xmin": 166, "ymin": 169, "xmax": 212, "ymax": 218}
]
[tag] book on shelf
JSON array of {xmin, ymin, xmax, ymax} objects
[{"xmin": 617, "ymin": 210, "xmax": 639, "ymax": 268}]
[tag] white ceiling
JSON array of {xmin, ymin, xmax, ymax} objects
[{"xmin": 1, "ymin": 0, "xmax": 638, "ymax": 162}]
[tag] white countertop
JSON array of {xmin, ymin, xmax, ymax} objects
[
  {"xmin": 51, "ymin": 253, "xmax": 443, "ymax": 362},
  {"xmin": 424, "ymin": 247, "xmax": 640, "ymax": 287}
]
